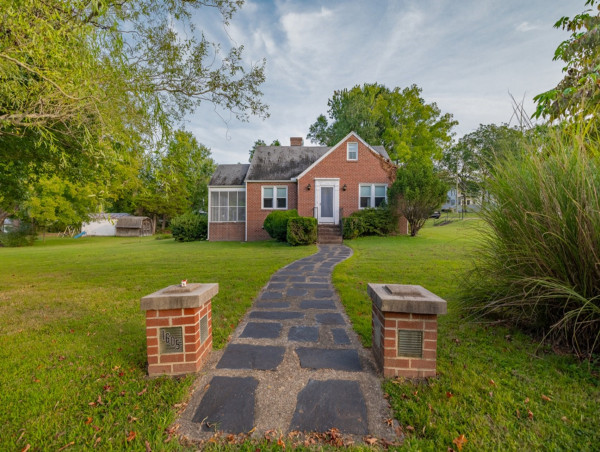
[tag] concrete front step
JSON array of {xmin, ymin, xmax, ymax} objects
[{"xmin": 317, "ymin": 225, "xmax": 342, "ymax": 244}]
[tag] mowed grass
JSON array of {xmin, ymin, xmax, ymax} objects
[
  {"xmin": 0, "ymin": 236, "xmax": 315, "ymax": 450},
  {"xmin": 334, "ymin": 220, "xmax": 599, "ymax": 451}
]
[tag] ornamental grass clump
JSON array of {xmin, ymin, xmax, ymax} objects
[{"xmin": 464, "ymin": 128, "xmax": 600, "ymax": 356}]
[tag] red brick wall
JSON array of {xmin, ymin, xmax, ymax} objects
[
  {"xmin": 297, "ymin": 135, "xmax": 396, "ymax": 219},
  {"xmin": 209, "ymin": 222, "xmax": 245, "ymax": 241},
  {"xmin": 145, "ymin": 302, "xmax": 212, "ymax": 376},
  {"xmin": 246, "ymin": 182, "xmax": 298, "ymax": 241}
]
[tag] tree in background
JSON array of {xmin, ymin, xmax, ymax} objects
[
  {"xmin": 441, "ymin": 123, "xmax": 525, "ymax": 210},
  {"xmin": 249, "ymin": 139, "xmax": 281, "ymax": 162},
  {"xmin": 307, "ymin": 83, "xmax": 457, "ymax": 163},
  {"xmin": 134, "ymin": 130, "xmax": 215, "ymax": 231},
  {"xmin": 389, "ymin": 160, "xmax": 448, "ymax": 237},
  {"xmin": 533, "ymin": 0, "xmax": 600, "ymax": 122},
  {"xmin": 0, "ymin": 0, "xmax": 267, "ymax": 230}
]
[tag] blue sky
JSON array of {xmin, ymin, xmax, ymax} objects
[{"xmin": 185, "ymin": 0, "xmax": 581, "ymax": 164}]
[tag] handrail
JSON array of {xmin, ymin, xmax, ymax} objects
[{"xmin": 339, "ymin": 207, "xmax": 344, "ymax": 239}]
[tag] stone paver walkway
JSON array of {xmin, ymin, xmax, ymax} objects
[{"xmin": 178, "ymin": 245, "xmax": 398, "ymax": 442}]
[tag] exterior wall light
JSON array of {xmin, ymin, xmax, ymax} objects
[
  {"xmin": 342, "ymin": 184, "xmax": 347, "ymax": 191},
  {"xmin": 306, "ymin": 183, "xmax": 311, "ymax": 191}
]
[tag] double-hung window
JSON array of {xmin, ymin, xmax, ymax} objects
[
  {"xmin": 347, "ymin": 142, "xmax": 358, "ymax": 161},
  {"xmin": 210, "ymin": 190, "xmax": 246, "ymax": 222},
  {"xmin": 262, "ymin": 186, "xmax": 287, "ymax": 209},
  {"xmin": 359, "ymin": 184, "xmax": 387, "ymax": 208}
]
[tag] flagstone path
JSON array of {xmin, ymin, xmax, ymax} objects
[{"xmin": 178, "ymin": 245, "xmax": 399, "ymax": 443}]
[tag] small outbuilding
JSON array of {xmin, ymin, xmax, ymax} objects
[
  {"xmin": 115, "ymin": 216, "xmax": 153, "ymax": 237},
  {"xmin": 82, "ymin": 213, "xmax": 130, "ymax": 236}
]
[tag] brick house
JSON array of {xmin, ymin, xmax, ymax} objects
[{"xmin": 208, "ymin": 132, "xmax": 408, "ymax": 241}]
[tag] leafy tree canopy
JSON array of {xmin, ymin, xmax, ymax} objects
[
  {"xmin": 441, "ymin": 123, "xmax": 526, "ymax": 203},
  {"xmin": 533, "ymin": 0, "xmax": 600, "ymax": 121},
  {"xmin": 0, "ymin": 0, "xmax": 267, "ymax": 228},
  {"xmin": 307, "ymin": 83, "xmax": 457, "ymax": 164},
  {"xmin": 389, "ymin": 160, "xmax": 448, "ymax": 237}
]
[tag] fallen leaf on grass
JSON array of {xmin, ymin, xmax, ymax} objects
[
  {"xmin": 541, "ymin": 394, "xmax": 551, "ymax": 402},
  {"xmin": 452, "ymin": 434, "xmax": 467, "ymax": 451},
  {"xmin": 406, "ymin": 425, "xmax": 415, "ymax": 432},
  {"xmin": 446, "ymin": 391, "xmax": 454, "ymax": 398},
  {"xmin": 21, "ymin": 445, "xmax": 30, "ymax": 452},
  {"xmin": 93, "ymin": 437, "xmax": 101, "ymax": 448},
  {"xmin": 85, "ymin": 417, "xmax": 93, "ymax": 425},
  {"xmin": 57, "ymin": 441, "xmax": 75, "ymax": 451},
  {"xmin": 126, "ymin": 431, "xmax": 137, "ymax": 442},
  {"xmin": 489, "ymin": 379, "xmax": 496, "ymax": 386},
  {"xmin": 128, "ymin": 416, "xmax": 139, "ymax": 423},
  {"xmin": 561, "ymin": 416, "xmax": 568, "ymax": 422},
  {"xmin": 516, "ymin": 409, "xmax": 520, "ymax": 419},
  {"xmin": 385, "ymin": 418, "xmax": 393, "ymax": 426},
  {"xmin": 524, "ymin": 397, "xmax": 530, "ymax": 404},
  {"xmin": 145, "ymin": 440, "xmax": 152, "ymax": 452},
  {"xmin": 528, "ymin": 410, "xmax": 533, "ymax": 420},
  {"xmin": 364, "ymin": 436, "xmax": 377, "ymax": 445},
  {"xmin": 137, "ymin": 387, "xmax": 147, "ymax": 396},
  {"xmin": 277, "ymin": 436, "xmax": 286, "ymax": 448}
]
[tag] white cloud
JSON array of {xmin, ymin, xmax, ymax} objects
[{"xmin": 516, "ymin": 21, "xmax": 541, "ymax": 32}]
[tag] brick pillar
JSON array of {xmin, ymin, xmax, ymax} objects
[
  {"xmin": 368, "ymin": 284, "xmax": 446, "ymax": 378},
  {"xmin": 141, "ymin": 283, "xmax": 218, "ymax": 377}
]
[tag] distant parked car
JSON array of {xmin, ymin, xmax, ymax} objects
[{"xmin": 430, "ymin": 211, "xmax": 441, "ymax": 219}]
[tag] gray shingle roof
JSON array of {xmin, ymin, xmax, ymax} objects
[
  {"xmin": 209, "ymin": 164, "xmax": 250, "ymax": 186},
  {"xmin": 246, "ymin": 146, "xmax": 329, "ymax": 181}
]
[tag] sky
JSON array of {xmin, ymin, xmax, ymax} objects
[{"xmin": 185, "ymin": 0, "xmax": 582, "ymax": 164}]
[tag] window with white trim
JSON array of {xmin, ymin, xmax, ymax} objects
[
  {"xmin": 347, "ymin": 142, "xmax": 358, "ymax": 161},
  {"xmin": 210, "ymin": 190, "xmax": 246, "ymax": 222},
  {"xmin": 359, "ymin": 184, "xmax": 387, "ymax": 208},
  {"xmin": 262, "ymin": 186, "xmax": 287, "ymax": 209}
]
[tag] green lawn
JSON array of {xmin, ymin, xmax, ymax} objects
[
  {"xmin": 1, "ymin": 225, "xmax": 598, "ymax": 451},
  {"xmin": 334, "ymin": 220, "xmax": 599, "ymax": 451},
  {"xmin": 0, "ymin": 236, "xmax": 315, "ymax": 450}
]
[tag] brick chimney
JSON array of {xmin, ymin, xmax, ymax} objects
[{"xmin": 290, "ymin": 137, "xmax": 304, "ymax": 146}]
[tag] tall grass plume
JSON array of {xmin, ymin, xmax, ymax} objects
[{"xmin": 463, "ymin": 126, "xmax": 600, "ymax": 357}]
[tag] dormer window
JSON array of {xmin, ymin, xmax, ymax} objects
[{"xmin": 347, "ymin": 142, "xmax": 358, "ymax": 161}]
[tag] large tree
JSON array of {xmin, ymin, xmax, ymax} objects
[
  {"xmin": 441, "ymin": 123, "xmax": 525, "ymax": 208},
  {"xmin": 134, "ymin": 130, "xmax": 215, "ymax": 230},
  {"xmin": 389, "ymin": 160, "xmax": 448, "ymax": 237},
  {"xmin": 0, "ymin": 0, "xmax": 267, "ymax": 227},
  {"xmin": 307, "ymin": 83, "xmax": 457, "ymax": 163},
  {"xmin": 533, "ymin": 0, "xmax": 600, "ymax": 121}
]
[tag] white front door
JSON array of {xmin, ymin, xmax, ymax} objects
[{"xmin": 315, "ymin": 179, "xmax": 339, "ymax": 224}]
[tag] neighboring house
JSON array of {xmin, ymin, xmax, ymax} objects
[
  {"xmin": 81, "ymin": 213, "xmax": 131, "ymax": 236},
  {"xmin": 441, "ymin": 188, "xmax": 481, "ymax": 212},
  {"xmin": 208, "ymin": 132, "xmax": 408, "ymax": 241},
  {"xmin": 115, "ymin": 216, "xmax": 153, "ymax": 237}
]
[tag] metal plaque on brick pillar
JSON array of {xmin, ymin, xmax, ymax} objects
[
  {"xmin": 200, "ymin": 315, "xmax": 208, "ymax": 343},
  {"xmin": 159, "ymin": 327, "xmax": 184, "ymax": 354},
  {"xmin": 397, "ymin": 329, "xmax": 423, "ymax": 358}
]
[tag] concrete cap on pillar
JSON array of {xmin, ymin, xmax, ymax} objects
[
  {"xmin": 367, "ymin": 284, "xmax": 447, "ymax": 315},
  {"xmin": 141, "ymin": 283, "xmax": 218, "ymax": 311}
]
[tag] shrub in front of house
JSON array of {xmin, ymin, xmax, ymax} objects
[
  {"xmin": 263, "ymin": 209, "xmax": 299, "ymax": 242},
  {"xmin": 344, "ymin": 207, "xmax": 397, "ymax": 238},
  {"xmin": 342, "ymin": 216, "xmax": 365, "ymax": 239},
  {"xmin": 171, "ymin": 212, "xmax": 207, "ymax": 242},
  {"xmin": 286, "ymin": 217, "xmax": 317, "ymax": 246}
]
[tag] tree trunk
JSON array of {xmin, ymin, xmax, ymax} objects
[
  {"xmin": 161, "ymin": 214, "xmax": 166, "ymax": 232},
  {"xmin": 152, "ymin": 214, "xmax": 157, "ymax": 235}
]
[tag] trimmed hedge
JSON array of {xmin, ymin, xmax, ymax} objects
[
  {"xmin": 264, "ymin": 209, "xmax": 299, "ymax": 242},
  {"xmin": 287, "ymin": 217, "xmax": 317, "ymax": 246},
  {"xmin": 343, "ymin": 207, "xmax": 397, "ymax": 239},
  {"xmin": 171, "ymin": 212, "xmax": 207, "ymax": 242}
]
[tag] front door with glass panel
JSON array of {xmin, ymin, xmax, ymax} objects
[{"xmin": 315, "ymin": 179, "xmax": 339, "ymax": 224}]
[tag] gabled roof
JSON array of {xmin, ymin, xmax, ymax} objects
[
  {"xmin": 245, "ymin": 136, "xmax": 390, "ymax": 182},
  {"xmin": 246, "ymin": 146, "xmax": 329, "ymax": 181},
  {"xmin": 209, "ymin": 164, "xmax": 250, "ymax": 186}
]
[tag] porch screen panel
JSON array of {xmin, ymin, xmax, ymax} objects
[
  {"xmin": 210, "ymin": 190, "xmax": 245, "ymax": 222},
  {"xmin": 321, "ymin": 187, "xmax": 334, "ymax": 217}
]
